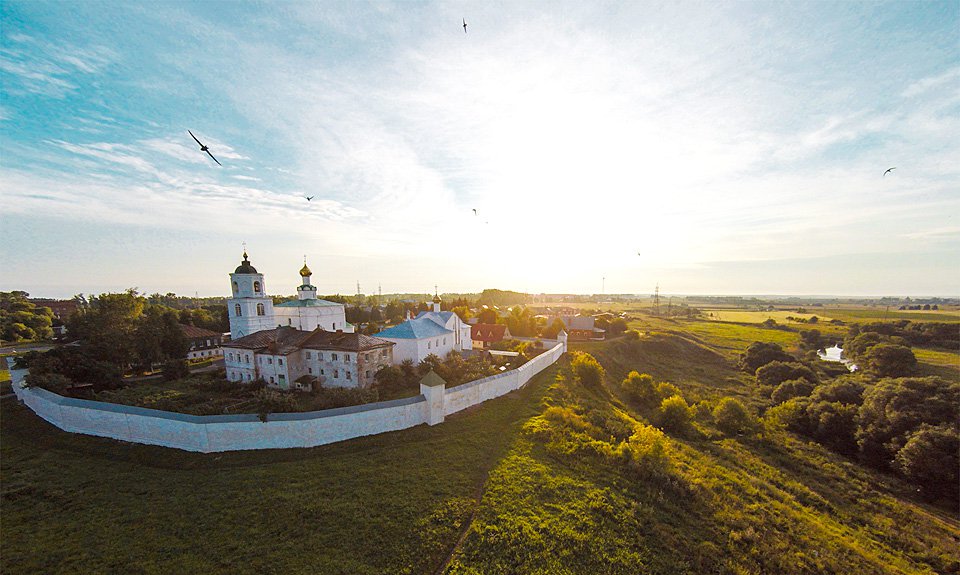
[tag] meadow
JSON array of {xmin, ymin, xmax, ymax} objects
[{"xmin": 2, "ymin": 312, "xmax": 958, "ymax": 574}]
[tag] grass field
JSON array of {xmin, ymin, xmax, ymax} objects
[
  {"xmin": 1, "ymin": 364, "xmax": 558, "ymax": 575},
  {"xmin": 3, "ymin": 316, "xmax": 958, "ymax": 574}
]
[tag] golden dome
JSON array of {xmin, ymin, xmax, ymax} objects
[{"xmin": 299, "ymin": 263, "xmax": 312, "ymax": 277}]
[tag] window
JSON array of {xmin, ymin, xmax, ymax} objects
[
  {"xmin": 235, "ymin": 303, "xmax": 242, "ymax": 317},
  {"xmin": 256, "ymin": 303, "xmax": 265, "ymax": 316},
  {"xmin": 278, "ymin": 358, "xmax": 283, "ymax": 366},
  {"xmin": 443, "ymin": 337, "xmax": 447, "ymax": 345},
  {"xmin": 228, "ymin": 353, "xmax": 234, "ymax": 361},
  {"xmin": 245, "ymin": 354, "xmax": 250, "ymax": 364},
  {"xmin": 306, "ymin": 351, "xmax": 312, "ymax": 359},
  {"xmin": 320, "ymin": 369, "xmax": 325, "ymax": 375},
  {"xmin": 254, "ymin": 281, "xmax": 261, "ymax": 293},
  {"xmin": 268, "ymin": 357, "xmax": 273, "ymax": 365},
  {"xmin": 288, "ymin": 318, "xmax": 292, "ymax": 326},
  {"xmin": 269, "ymin": 376, "xmax": 275, "ymax": 384},
  {"xmin": 334, "ymin": 369, "xmax": 339, "ymax": 378},
  {"xmin": 346, "ymin": 372, "xmax": 351, "ymax": 381},
  {"xmin": 246, "ymin": 373, "xmax": 251, "ymax": 381},
  {"xmin": 332, "ymin": 353, "xmax": 338, "ymax": 361},
  {"xmin": 345, "ymin": 354, "xmax": 351, "ymax": 363},
  {"xmin": 332, "ymin": 323, "xmax": 336, "ymax": 330},
  {"xmin": 318, "ymin": 352, "xmax": 323, "ymax": 360},
  {"xmin": 308, "ymin": 367, "xmax": 313, "ymax": 374},
  {"xmin": 365, "ymin": 370, "xmax": 371, "ymax": 379},
  {"xmin": 278, "ymin": 375, "xmax": 285, "ymax": 385},
  {"xmin": 232, "ymin": 281, "xmax": 238, "ymax": 294},
  {"xmin": 428, "ymin": 341, "xmax": 431, "ymax": 349}
]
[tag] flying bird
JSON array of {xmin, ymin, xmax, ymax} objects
[
  {"xmin": 188, "ymin": 130, "xmax": 222, "ymax": 166},
  {"xmin": 883, "ymin": 167, "xmax": 896, "ymax": 177},
  {"xmin": 463, "ymin": 18, "xmax": 467, "ymax": 33},
  {"xmin": 305, "ymin": 196, "xmax": 315, "ymax": 201},
  {"xmin": 472, "ymin": 208, "xmax": 477, "ymax": 215}
]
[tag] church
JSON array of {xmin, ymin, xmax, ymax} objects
[{"xmin": 227, "ymin": 251, "xmax": 352, "ymax": 339}]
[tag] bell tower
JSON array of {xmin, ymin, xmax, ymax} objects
[{"xmin": 227, "ymin": 251, "xmax": 276, "ymax": 338}]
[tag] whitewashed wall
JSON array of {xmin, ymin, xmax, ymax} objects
[{"xmin": 6, "ymin": 343, "xmax": 563, "ymax": 453}]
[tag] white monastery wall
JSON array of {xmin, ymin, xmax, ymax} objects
[{"xmin": 7, "ymin": 343, "xmax": 563, "ymax": 453}]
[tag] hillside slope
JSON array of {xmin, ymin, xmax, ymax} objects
[{"xmin": 444, "ymin": 335, "xmax": 960, "ymax": 575}]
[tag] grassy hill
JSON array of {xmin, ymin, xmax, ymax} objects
[{"xmin": 2, "ymin": 316, "xmax": 958, "ymax": 574}]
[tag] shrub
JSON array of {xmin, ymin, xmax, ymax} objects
[
  {"xmin": 771, "ymin": 378, "xmax": 815, "ymax": 404},
  {"xmin": 622, "ymin": 424, "xmax": 671, "ymax": 478},
  {"xmin": 895, "ymin": 424, "xmax": 959, "ymax": 503},
  {"xmin": 570, "ymin": 352, "xmax": 605, "ymax": 387},
  {"xmin": 623, "ymin": 329, "xmax": 640, "ymax": 341},
  {"xmin": 656, "ymin": 382, "xmax": 681, "ymax": 400},
  {"xmin": 162, "ymin": 359, "xmax": 190, "ymax": 381},
  {"xmin": 713, "ymin": 397, "xmax": 755, "ymax": 435},
  {"xmin": 621, "ymin": 371, "xmax": 657, "ymax": 406},
  {"xmin": 860, "ymin": 344, "xmax": 917, "ymax": 378},
  {"xmin": 756, "ymin": 361, "xmax": 818, "ymax": 388},
  {"xmin": 657, "ymin": 395, "xmax": 693, "ymax": 433},
  {"xmin": 739, "ymin": 342, "xmax": 794, "ymax": 373}
]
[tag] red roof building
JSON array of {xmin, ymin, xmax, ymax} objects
[{"xmin": 470, "ymin": 323, "xmax": 511, "ymax": 349}]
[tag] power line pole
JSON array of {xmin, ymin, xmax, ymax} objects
[{"xmin": 653, "ymin": 283, "xmax": 660, "ymax": 316}]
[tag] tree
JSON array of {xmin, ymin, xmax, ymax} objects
[
  {"xmin": 895, "ymin": 424, "xmax": 959, "ymax": 503},
  {"xmin": 542, "ymin": 318, "xmax": 566, "ymax": 339},
  {"xmin": 0, "ymin": 291, "xmax": 54, "ymax": 342},
  {"xmin": 477, "ymin": 307, "xmax": 498, "ymax": 325},
  {"xmin": 860, "ymin": 344, "xmax": 917, "ymax": 378},
  {"xmin": 739, "ymin": 342, "xmax": 794, "ymax": 374},
  {"xmin": 771, "ymin": 378, "xmax": 815, "ymax": 404},
  {"xmin": 756, "ymin": 361, "xmax": 817, "ymax": 388},
  {"xmin": 67, "ymin": 291, "xmax": 144, "ymax": 367},
  {"xmin": 570, "ymin": 352, "xmax": 604, "ymax": 387},
  {"xmin": 857, "ymin": 376, "xmax": 959, "ymax": 469},
  {"xmin": 451, "ymin": 306, "xmax": 472, "ymax": 322},
  {"xmin": 713, "ymin": 397, "xmax": 755, "ymax": 435}
]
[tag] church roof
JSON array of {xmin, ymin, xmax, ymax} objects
[
  {"xmin": 299, "ymin": 263, "xmax": 312, "ymax": 277},
  {"xmin": 414, "ymin": 310, "xmax": 456, "ymax": 325},
  {"xmin": 275, "ymin": 299, "xmax": 343, "ymax": 308},
  {"xmin": 299, "ymin": 329, "xmax": 394, "ymax": 352},
  {"xmin": 376, "ymin": 317, "xmax": 453, "ymax": 340},
  {"xmin": 223, "ymin": 326, "xmax": 310, "ymax": 354},
  {"xmin": 234, "ymin": 252, "xmax": 258, "ymax": 274}
]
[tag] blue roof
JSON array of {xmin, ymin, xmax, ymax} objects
[
  {"xmin": 414, "ymin": 310, "xmax": 456, "ymax": 324},
  {"xmin": 376, "ymin": 317, "xmax": 453, "ymax": 340}
]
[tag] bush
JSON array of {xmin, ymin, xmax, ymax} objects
[
  {"xmin": 570, "ymin": 352, "xmax": 605, "ymax": 387},
  {"xmin": 657, "ymin": 395, "xmax": 693, "ymax": 433},
  {"xmin": 895, "ymin": 424, "xmax": 959, "ymax": 503},
  {"xmin": 713, "ymin": 397, "xmax": 755, "ymax": 435},
  {"xmin": 621, "ymin": 371, "xmax": 657, "ymax": 406},
  {"xmin": 739, "ymin": 342, "xmax": 794, "ymax": 373},
  {"xmin": 623, "ymin": 329, "xmax": 640, "ymax": 341},
  {"xmin": 656, "ymin": 382, "xmax": 681, "ymax": 400},
  {"xmin": 756, "ymin": 361, "xmax": 818, "ymax": 388},
  {"xmin": 162, "ymin": 359, "xmax": 190, "ymax": 381},
  {"xmin": 771, "ymin": 378, "xmax": 815, "ymax": 404},
  {"xmin": 860, "ymin": 344, "xmax": 917, "ymax": 378}
]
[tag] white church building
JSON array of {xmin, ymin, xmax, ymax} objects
[
  {"xmin": 375, "ymin": 295, "xmax": 472, "ymax": 365},
  {"xmin": 227, "ymin": 252, "xmax": 352, "ymax": 339}
]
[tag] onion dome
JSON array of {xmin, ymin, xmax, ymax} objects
[
  {"xmin": 234, "ymin": 252, "xmax": 258, "ymax": 274},
  {"xmin": 299, "ymin": 263, "xmax": 312, "ymax": 277},
  {"xmin": 433, "ymin": 294, "xmax": 442, "ymax": 304}
]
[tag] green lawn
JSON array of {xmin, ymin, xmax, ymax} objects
[{"xmin": 1, "ymin": 364, "xmax": 559, "ymax": 575}]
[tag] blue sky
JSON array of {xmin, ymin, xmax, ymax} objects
[{"xmin": 2, "ymin": 0, "xmax": 957, "ymax": 298}]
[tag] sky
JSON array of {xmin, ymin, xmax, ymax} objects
[{"xmin": 1, "ymin": 0, "xmax": 958, "ymax": 299}]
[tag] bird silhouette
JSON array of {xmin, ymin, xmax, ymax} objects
[
  {"xmin": 305, "ymin": 196, "xmax": 314, "ymax": 201},
  {"xmin": 463, "ymin": 18, "xmax": 467, "ymax": 33},
  {"xmin": 883, "ymin": 167, "xmax": 896, "ymax": 177},
  {"xmin": 472, "ymin": 208, "xmax": 477, "ymax": 215},
  {"xmin": 188, "ymin": 130, "xmax": 222, "ymax": 166}
]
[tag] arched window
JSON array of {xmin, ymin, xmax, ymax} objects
[
  {"xmin": 254, "ymin": 281, "xmax": 261, "ymax": 293},
  {"xmin": 235, "ymin": 303, "xmax": 242, "ymax": 317},
  {"xmin": 232, "ymin": 281, "xmax": 238, "ymax": 294},
  {"xmin": 256, "ymin": 303, "xmax": 265, "ymax": 316}
]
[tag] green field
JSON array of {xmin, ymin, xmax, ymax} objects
[{"xmin": 3, "ymin": 317, "xmax": 958, "ymax": 574}]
